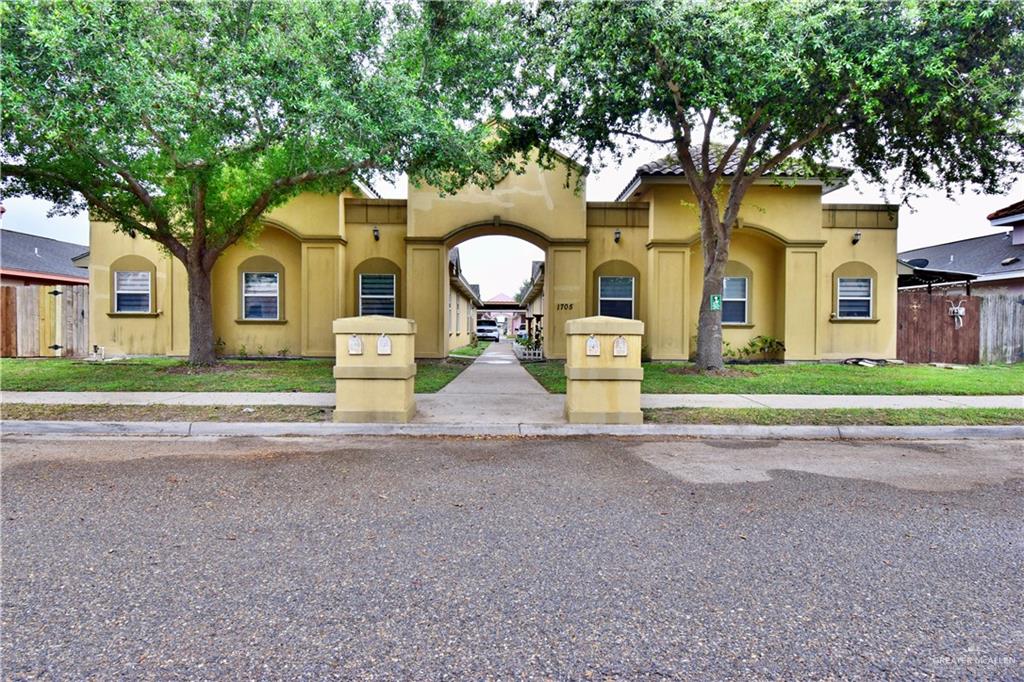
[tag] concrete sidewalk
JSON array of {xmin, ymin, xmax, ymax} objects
[
  {"xmin": 3, "ymin": 390, "xmax": 1021, "ymax": 409},
  {"xmin": 415, "ymin": 340, "xmax": 563, "ymax": 424}
]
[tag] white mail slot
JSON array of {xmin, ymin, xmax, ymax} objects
[
  {"xmin": 377, "ymin": 334, "xmax": 392, "ymax": 355},
  {"xmin": 347, "ymin": 335, "xmax": 363, "ymax": 355},
  {"xmin": 612, "ymin": 335, "xmax": 628, "ymax": 357},
  {"xmin": 586, "ymin": 335, "xmax": 601, "ymax": 356}
]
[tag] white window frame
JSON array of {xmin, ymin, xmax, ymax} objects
[
  {"xmin": 358, "ymin": 274, "xmax": 396, "ymax": 316},
  {"xmin": 241, "ymin": 271, "xmax": 281, "ymax": 321},
  {"xmin": 114, "ymin": 270, "xmax": 152, "ymax": 314},
  {"xmin": 837, "ymin": 277, "xmax": 873, "ymax": 319},
  {"xmin": 598, "ymin": 276, "xmax": 635, "ymax": 319},
  {"xmin": 722, "ymin": 276, "xmax": 748, "ymax": 325}
]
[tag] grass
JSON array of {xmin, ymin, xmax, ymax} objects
[
  {"xmin": 644, "ymin": 407, "xmax": 1024, "ymax": 426},
  {"xmin": 0, "ymin": 356, "xmax": 471, "ymax": 394},
  {"xmin": 524, "ymin": 360, "xmax": 1024, "ymax": 395},
  {"xmin": 448, "ymin": 341, "xmax": 492, "ymax": 358}
]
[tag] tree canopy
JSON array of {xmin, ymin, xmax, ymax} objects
[
  {"xmin": 2, "ymin": 0, "xmax": 524, "ymax": 363},
  {"xmin": 511, "ymin": 0, "xmax": 1024, "ymax": 368}
]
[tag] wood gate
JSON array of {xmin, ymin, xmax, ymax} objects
[
  {"xmin": 0, "ymin": 285, "xmax": 89, "ymax": 357},
  {"xmin": 897, "ymin": 291, "xmax": 980, "ymax": 364}
]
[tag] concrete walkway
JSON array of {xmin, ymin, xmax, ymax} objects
[
  {"xmin": 2, "ymin": 390, "xmax": 1020, "ymax": 409},
  {"xmin": 415, "ymin": 340, "xmax": 564, "ymax": 424}
]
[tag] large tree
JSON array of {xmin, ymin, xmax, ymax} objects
[
  {"xmin": 512, "ymin": 0, "xmax": 1024, "ymax": 369},
  {"xmin": 2, "ymin": 0, "xmax": 522, "ymax": 364}
]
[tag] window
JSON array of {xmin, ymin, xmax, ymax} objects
[
  {"xmin": 114, "ymin": 271, "xmax": 151, "ymax": 313},
  {"xmin": 837, "ymin": 277, "xmax": 872, "ymax": 318},
  {"xmin": 598, "ymin": 276, "xmax": 634, "ymax": 319},
  {"xmin": 722, "ymin": 277, "xmax": 748, "ymax": 324},
  {"xmin": 242, "ymin": 272, "xmax": 280, "ymax": 320},
  {"xmin": 359, "ymin": 274, "xmax": 396, "ymax": 316},
  {"xmin": 456, "ymin": 296, "xmax": 461, "ymax": 333}
]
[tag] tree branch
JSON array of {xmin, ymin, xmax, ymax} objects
[{"xmin": 608, "ymin": 128, "xmax": 679, "ymax": 145}]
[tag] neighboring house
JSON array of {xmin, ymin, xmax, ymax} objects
[
  {"xmin": 87, "ymin": 152, "xmax": 898, "ymax": 360},
  {"xmin": 446, "ymin": 248, "xmax": 483, "ymax": 351},
  {"xmin": 511, "ymin": 260, "xmax": 545, "ymax": 338},
  {"xmin": 898, "ymin": 231, "xmax": 1024, "ymax": 297},
  {"xmin": 1, "ymin": 229, "xmax": 89, "ymax": 286}
]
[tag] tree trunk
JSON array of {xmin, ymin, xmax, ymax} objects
[
  {"xmin": 694, "ymin": 207, "xmax": 730, "ymax": 371},
  {"xmin": 186, "ymin": 259, "xmax": 217, "ymax": 365}
]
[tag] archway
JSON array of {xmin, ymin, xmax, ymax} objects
[{"xmin": 406, "ymin": 217, "xmax": 587, "ymax": 360}]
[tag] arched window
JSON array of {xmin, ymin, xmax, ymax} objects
[
  {"xmin": 109, "ymin": 255, "xmax": 156, "ymax": 314},
  {"xmin": 832, "ymin": 262, "xmax": 878, "ymax": 320},
  {"xmin": 238, "ymin": 255, "xmax": 285, "ymax": 321},
  {"xmin": 593, "ymin": 260, "xmax": 641, "ymax": 319},
  {"xmin": 354, "ymin": 257, "xmax": 401, "ymax": 317},
  {"xmin": 723, "ymin": 261, "xmax": 753, "ymax": 325}
]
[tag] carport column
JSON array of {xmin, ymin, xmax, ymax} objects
[
  {"xmin": 333, "ymin": 315, "xmax": 417, "ymax": 423},
  {"xmin": 564, "ymin": 316, "xmax": 645, "ymax": 424}
]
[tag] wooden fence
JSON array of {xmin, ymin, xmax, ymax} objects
[
  {"xmin": 979, "ymin": 294, "xmax": 1024, "ymax": 364},
  {"xmin": 897, "ymin": 291, "xmax": 980, "ymax": 364},
  {"xmin": 0, "ymin": 285, "xmax": 89, "ymax": 358}
]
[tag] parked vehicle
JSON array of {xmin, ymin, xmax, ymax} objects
[
  {"xmin": 476, "ymin": 319, "xmax": 500, "ymax": 342},
  {"xmin": 515, "ymin": 328, "xmax": 530, "ymax": 342}
]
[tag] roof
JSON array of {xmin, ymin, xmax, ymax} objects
[
  {"xmin": 1, "ymin": 229, "xmax": 90, "ymax": 281},
  {"xmin": 447, "ymin": 247, "xmax": 483, "ymax": 307},
  {"xmin": 987, "ymin": 198, "xmax": 1024, "ymax": 225},
  {"xmin": 896, "ymin": 259, "xmax": 977, "ymax": 288},
  {"xmin": 616, "ymin": 150, "xmax": 850, "ymax": 201},
  {"xmin": 486, "ymin": 292, "xmax": 515, "ymax": 304},
  {"xmin": 898, "ymin": 231, "xmax": 1023, "ymax": 282}
]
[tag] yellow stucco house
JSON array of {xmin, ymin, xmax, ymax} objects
[{"xmin": 86, "ymin": 154, "xmax": 898, "ymax": 361}]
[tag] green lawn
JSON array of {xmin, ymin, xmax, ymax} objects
[
  {"xmin": 0, "ymin": 357, "xmax": 470, "ymax": 394},
  {"xmin": 644, "ymin": 407, "xmax": 1024, "ymax": 426},
  {"xmin": 524, "ymin": 360, "xmax": 1024, "ymax": 395},
  {"xmin": 448, "ymin": 341, "xmax": 491, "ymax": 357}
]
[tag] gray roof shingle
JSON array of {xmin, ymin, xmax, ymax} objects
[
  {"xmin": 1, "ymin": 229, "xmax": 89, "ymax": 280},
  {"xmin": 899, "ymin": 231, "xmax": 1023, "ymax": 279}
]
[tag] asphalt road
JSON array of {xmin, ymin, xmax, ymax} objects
[{"xmin": 3, "ymin": 436, "xmax": 1022, "ymax": 680}]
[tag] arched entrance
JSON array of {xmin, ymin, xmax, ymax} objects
[{"xmin": 405, "ymin": 217, "xmax": 587, "ymax": 359}]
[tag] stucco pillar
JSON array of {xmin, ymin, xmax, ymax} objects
[
  {"xmin": 783, "ymin": 247, "xmax": 822, "ymax": 360},
  {"xmin": 333, "ymin": 315, "xmax": 417, "ymax": 422},
  {"xmin": 545, "ymin": 245, "xmax": 587, "ymax": 359},
  {"xmin": 564, "ymin": 316, "xmax": 645, "ymax": 424},
  {"xmin": 406, "ymin": 243, "xmax": 445, "ymax": 358}
]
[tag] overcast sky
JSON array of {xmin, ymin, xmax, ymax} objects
[{"xmin": 2, "ymin": 140, "xmax": 1020, "ymax": 301}]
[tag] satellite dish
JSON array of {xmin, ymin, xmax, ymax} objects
[{"xmin": 907, "ymin": 258, "xmax": 929, "ymax": 268}]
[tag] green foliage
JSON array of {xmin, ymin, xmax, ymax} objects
[
  {"xmin": 512, "ymin": 0, "xmax": 1024, "ymax": 369},
  {"xmin": 723, "ymin": 336, "xmax": 786, "ymax": 362},
  {"xmin": 1, "ymin": 0, "xmax": 528, "ymax": 362}
]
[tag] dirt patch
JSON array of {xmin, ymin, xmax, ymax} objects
[{"xmin": 664, "ymin": 366, "xmax": 755, "ymax": 378}]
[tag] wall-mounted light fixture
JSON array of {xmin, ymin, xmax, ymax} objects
[
  {"xmin": 373, "ymin": 226, "xmax": 380, "ymax": 241},
  {"xmin": 851, "ymin": 230, "xmax": 862, "ymax": 245},
  {"xmin": 614, "ymin": 229, "xmax": 622, "ymax": 243}
]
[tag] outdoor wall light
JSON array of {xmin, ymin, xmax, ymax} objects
[
  {"xmin": 373, "ymin": 226, "xmax": 380, "ymax": 241},
  {"xmin": 614, "ymin": 229, "xmax": 622, "ymax": 243},
  {"xmin": 852, "ymin": 230, "xmax": 862, "ymax": 245}
]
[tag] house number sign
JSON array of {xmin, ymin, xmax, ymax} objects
[
  {"xmin": 377, "ymin": 334, "xmax": 392, "ymax": 355},
  {"xmin": 612, "ymin": 336, "xmax": 628, "ymax": 357},
  {"xmin": 586, "ymin": 335, "xmax": 601, "ymax": 356},
  {"xmin": 348, "ymin": 335, "xmax": 363, "ymax": 355}
]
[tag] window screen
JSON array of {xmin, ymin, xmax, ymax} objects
[
  {"xmin": 360, "ymin": 274, "xmax": 396, "ymax": 316},
  {"xmin": 598, "ymin": 276, "xmax": 634, "ymax": 319},
  {"xmin": 722, "ymin": 276, "xmax": 747, "ymax": 324},
  {"xmin": 114, "ymin": 271, "xmax": 151, "ymax": 313},
  {"xmin": 242, "ymin": 272, "xmax": 280, "ymax": 320},
  {"xmin": 837, "ymin": 277, "xmax": 872, "ymax": 318}
]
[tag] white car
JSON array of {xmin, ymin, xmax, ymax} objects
[{"xmin": 476, "ymin": 320, "xmax": 500, "ymax": 342}]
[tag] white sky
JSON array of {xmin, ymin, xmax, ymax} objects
[{"xmin": 2, "ymin": 136, "xmax": 1020, "ymax": 301}]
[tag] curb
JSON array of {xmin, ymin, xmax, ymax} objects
[{"xmin": 3, "ymin": 420, "xmax": 1023, "ymax": 440}]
